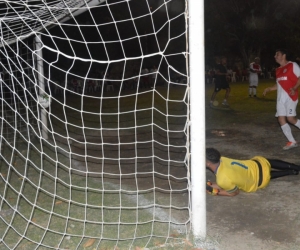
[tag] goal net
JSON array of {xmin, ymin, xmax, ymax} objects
[{"xmin": 0, "ymin": 0, "xmax": 192, "ymax": 249}]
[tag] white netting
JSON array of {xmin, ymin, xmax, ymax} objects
[{"xmin": 0, "ymin": 0, "xmax": 190, "ymax": 249}]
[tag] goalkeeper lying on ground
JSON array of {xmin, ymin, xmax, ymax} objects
[{"xmin": 206, "ymin": 148, "xmax": 300, "ymax": 197}]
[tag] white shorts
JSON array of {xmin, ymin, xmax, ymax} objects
[
  {"xmin": 276, "ymin": 99, "xmax": 298, "ymax": 117},
  {"xmin": 249, "ymin": 75, "xmax": 259, "ymax": 86}
]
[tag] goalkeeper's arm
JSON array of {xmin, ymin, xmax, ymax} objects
[{"xmin": 206, "ymin": 181, "xmax": 239, "ymax": 197}]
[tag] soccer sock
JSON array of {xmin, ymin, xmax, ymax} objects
[
  {"xmin": 268, "ymin": 159, "xmax": 300, "ymax": 171},
  {"xmin": 253, "ymin": 88, "xmax": 256, "ymax": 95},
  {"xmin": 249, "ymin": 87, "xmax": 252, "ymax": 95},
  {"xmin": 281, "ymin": 123, "xmax": 296, "ymax": 142},
  {"xmin": 270, "ymin": 170, "xmax": 298, "ymax": 179},
  {"xmin": 294, "ymin": 119, "xmax": 300, "ymax": 129}
]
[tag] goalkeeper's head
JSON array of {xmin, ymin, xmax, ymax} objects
[{"xmin": 206, "ymin": 148, "xmax": 221, "ymax": 164}]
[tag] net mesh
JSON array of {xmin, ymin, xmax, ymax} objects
[{"xmin": 0, "ymin": 0, "xmax": 190, "ymax": 249}]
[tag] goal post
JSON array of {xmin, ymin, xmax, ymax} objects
[
  {"xmin": 0, "ymin": 0, "xmax": 207, "ymax": 249},
  {"xmin": 188, "ymin": 0, "xmax": 207, "ymax": 240},
  {"xmin": 35, "ymin": 35, "xmax": 48, "ymax": 140}
]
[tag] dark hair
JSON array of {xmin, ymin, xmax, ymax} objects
[
  {"xmin": 276, "ymin": 48, "xmax": 291, "ymax": 61},
  {"xmin": 206, "ymin": 148, "xmax": 221, "ymax": 164}
]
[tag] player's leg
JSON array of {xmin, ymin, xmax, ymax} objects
[
  {"xmin": 221, "ymin": 88, "xmax": 230, "ymax": 106},
  {"xmin": 252, "ymin": 80, "xmax": 258, "ymax": 97},
  {"xmin": 288, "ymin": 116, "xmax": 300, "ymax": 128},
  {"xmin": 210, "ymin": 84, "xmax": 221, "ymax": 107},
  {"xmin": 268, "ymin": 159, "xmax": 300, "ymax": 171},
  {"xmin": 222, "ymin": 81, "xmax": 230, "ymax": 106},
  {"xmin": 270, "ymin": 170, "xmax": 298, "ymax": 179},
  {"xmin": 268, "ymin": 158, "xmax": 299, "ymax": 179},
  {"xmin": 277, "ymin": 101, "xmax": 298, "ymax": 149},
  {"xmin": 279, "ymin": 117, "xmax": 297, "ymax": 149},
  {"xmin": 249, "ymin": 76, "xmax": 254, "ymax": 97},
  {"xmin": 254, "ymin": 76, "xmax": 259, "ymax": 97},
  {"xmin": 249, "ymin": 85, "xmax": 253, "ymax": 97},
  {"xmin": 252, "ymin": 86, "xmax": 257, "ymax": 97},
  {"xmin": 286, "ymin": 99, "xmax": 300, "ymax": 129},
  {"xmin": 210, "ymin": 91, "xmax": 217, "ymax": 101}
]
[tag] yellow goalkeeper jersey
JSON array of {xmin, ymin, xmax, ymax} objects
[{"xmin": 216, "ymin": 156, "xmax": 271, "ymax": 193}]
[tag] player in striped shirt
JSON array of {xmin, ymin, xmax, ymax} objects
[
  {"xmin": 248, "ymin": 57, "xmax": 261, "ymax": 97},
  {"xmin": 263, "ymin": 49, "xmax": 300, "ymax": 150}
]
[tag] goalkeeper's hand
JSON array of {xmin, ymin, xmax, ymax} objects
[{"xmin": 206, "ymin": 181, "xmax": 219, "ymax": 195}]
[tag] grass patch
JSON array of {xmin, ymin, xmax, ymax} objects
[
  {"xmin": 205, "ymin": 79, "xmax": 279, "ymax": 127},
  {"xmin": 0, "ymin": 85, "xmax": 191, "ymax": 249}
]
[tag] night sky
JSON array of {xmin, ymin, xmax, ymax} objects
[{"xmin": 205, "ymin": 0, "xmax": 300, "ymax": 69}]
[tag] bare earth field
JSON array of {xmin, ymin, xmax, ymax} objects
[{"xmin": 204, "ymin": 80, "xmax": 300, "ymax": 250}]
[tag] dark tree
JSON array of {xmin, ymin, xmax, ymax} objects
[{"xmin": 205, "ymin": 0, "xmax": 300, "ymax": 68}]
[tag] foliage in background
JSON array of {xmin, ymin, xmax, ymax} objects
[{"xmin": 205, "ymin": 0, "xmax": 300, "ymax": 69}]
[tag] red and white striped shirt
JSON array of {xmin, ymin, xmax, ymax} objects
[{"xmin": 276, "ymin": 62, "xmax": 300, "ymax": 102}]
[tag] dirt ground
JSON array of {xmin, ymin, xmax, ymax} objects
[
  {"xmin": 204, "ymin": 103, "xmax": 300, "ymax": 250},
  {"xmin": 59, "ymin": 84, "xmax": 300, "ymax": 250}
]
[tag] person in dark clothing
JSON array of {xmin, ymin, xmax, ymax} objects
[{"xmin": 210, "ymin": 56, "xmax": 231, "ymax": 107}]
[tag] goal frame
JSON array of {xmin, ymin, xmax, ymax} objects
[
  {"xmin": 0, "ymin": 0, "xmax": 207, "ymax": 246},
  {"xmin": 188, "ymin": 0, "xmax": 206, "ymax": 240}
]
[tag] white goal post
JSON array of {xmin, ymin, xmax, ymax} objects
[
  {"xmin": 0, "ymin": 0, "xmax": 206, "ymax": 249},
  {"xmin": 188, "ymin": 0, "xmax": 206, "ymax": 240}
]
